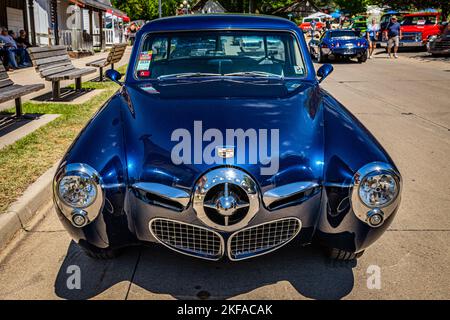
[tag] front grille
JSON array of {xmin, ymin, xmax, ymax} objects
[
  {"xmin": 227, "ymin": 218, "xmax": 301, "ymax": 261},
  {"xmin": 402, "ymin": 32, "xmax": 421, "ymax": 41},
  {"xmin": 150, "ymin": 218, "xmax": 224, "ymax": 260},
  {"xmin": 434, "ymin": 41, "xmax": 450, "ymax": 49}
]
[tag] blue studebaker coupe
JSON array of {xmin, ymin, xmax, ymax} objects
[
  {"xmin": 53, "ymin": 15, "xmax": 401, "ymax": 261},
  {"xmin": 309, "ymin": 30, "xmax": 369, "ymax": 63}
]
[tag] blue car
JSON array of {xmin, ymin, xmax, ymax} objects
[
  {"xmin": 309, "ymin": 30, "xmax": 369, "ymax": 63},
  {"xmin": 53, "ymin": 15, "xmax": 401, "ymax": 261}
]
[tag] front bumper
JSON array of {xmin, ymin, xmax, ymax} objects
[
  {"xmin": 380, "ymin": 41, "xmax": 425, "ymax": 48},
  {"xmin": 325, "ymin": 47, "xmax": 367, "ymax": 57}
]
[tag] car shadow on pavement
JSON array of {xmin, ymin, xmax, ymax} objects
[{"xmin": 54, "ymin": 241, "xmax": 356, "ymax": 300}]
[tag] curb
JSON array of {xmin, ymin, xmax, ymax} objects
[{"xmin": 0, "ymin": 162, "xmax": 59, "ymax": 251}]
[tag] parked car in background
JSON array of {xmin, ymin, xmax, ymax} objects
[
  {"xmin": 309, "ymin": 29, "xmax": 369, "ymax": 63},
  {"xmin": 427, "ymin": 24, "xmax": 450, "ymax": 56},
  {"xmin": 53, "ymin": 15, "xmax": 401, "ymax": 262},
  {"xmin": 351, "ymin": 16, "xmax": 368, "ymax": 35},
  {"xmin": 299, "ymin": 17, "xmax": 324, "ymax": 33},
  {"xmin": 380, "ymin": 12, "xmax": 444, "ymax": 49}
]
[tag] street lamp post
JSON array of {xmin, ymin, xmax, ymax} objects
[{"xmin": 159, "ymin": 0, "xmax": 162, "ymax": 18}]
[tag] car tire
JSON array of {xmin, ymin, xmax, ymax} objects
[
  {"xmin": 326, "ymin": 247, "xmax": 365, "ymax": 261},
  {"xmin": 358, "ymin": 51, "xmax": 368, "ymax": 63},
  {"xmin": 81, "ymin": 243, "xmax": 121, "ymax": 259}
]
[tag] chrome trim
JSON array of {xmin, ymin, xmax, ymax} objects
[
  {"xmin": 193, "ymin": 167, "xmax": 260, "ymax": 232},
  {"xmin": 53, "ymin": 163, "xmax": 104, "ymax": 228},
  {"xmin": 132, "ymin": 182, "xmax": 191, "ymax": 208},
  {"xmin": 149, "ymin": 218, "xmax": 225, "ymax": 261},
  {"xmin": 132, "ymin": 28, "xmax": 308, "ymax": 81},
  {"xmin": 227, "ymin": 217, "xmax": 302, "ymax": 261},
  {"xmin": 350, "ymin": 162, "xmax": 401, "ymax": 226},
  {"xmin": 263, "ymin": 181, "xmax": 319, "ymax": 207}
]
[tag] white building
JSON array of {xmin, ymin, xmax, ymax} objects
[{"xmin": 0, "ymin": 0, "xmax": 128, "ymax": 53}]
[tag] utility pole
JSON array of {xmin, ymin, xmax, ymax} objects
[{"xmin": 159, "ymin": 0, "xmax": 162, "ymax": 18}]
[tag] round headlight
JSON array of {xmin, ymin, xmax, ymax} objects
[
  {"xmin": 58, "ymin": 172, "xmax": 97, "ymax": 208},
  {"xmin": 358, "ymin": 172, "xmax": 398, "ymax": 208}
]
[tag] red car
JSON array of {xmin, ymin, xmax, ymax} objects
[
  {"xmin": 299, "ymin": 17, "xmax": 324, "ymax": 33},
  {"xmin": 381, "ymin": 12, "xmax": 444, "ymax": 48}
]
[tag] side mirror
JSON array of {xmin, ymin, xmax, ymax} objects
[
  {"xmin": 105, "ymin": 69, "xmax": 123, "ymax": 85},
  {"xmin": 317, "ymin": 64, "xmax": 333, "ymax": 83}
]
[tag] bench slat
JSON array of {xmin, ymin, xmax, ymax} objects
[
  {"xmin": 0, "ymin": 84, "xmax": 45, "ymax": 104},
  {"xmin": 29, "ymin": 49, "xmax": 68, "ymax": 60},
  {"xmin": 41, "ymin": 64, "xmax": 75, "ymax": 77},
  {"xmin": 46, "ymin": 67, "xmax": 96, "ymax": 81},
  {"xmin": 27, "ymin": 45, "xmax": 67, "ymax": 54},
  {"xmin": 0, "ymin": 79, "xmax": 14, "ymax": 88},
  {"xmin": 34, "ymin": 55, "xmax": 70, "ymax": 67},
  {"xmin": 0, "ymin": 72, "xmax": 9, "ymax": 80},
  {"xmin": 38, "ymin": 59, "xmax": 74, "ymax": 72},
  {"xmin": 0, "ymin": 64, "xmax": 6, "ymax": 73},
  {"xmin": 86, "ymin": 58, "xmax": 107, "ymax": 67}
]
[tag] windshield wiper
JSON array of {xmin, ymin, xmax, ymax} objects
[
  {"xmin": 224, "ymin": 71, "xmax": 284, "ymax": 79},
  {"xmin": 157, "ymin": 72, "xmax": 222, "ymax": 80}
]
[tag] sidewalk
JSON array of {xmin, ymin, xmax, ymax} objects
[{"xmin": 0, "ymin": 47, "xmax": 131, "ymax": 112}]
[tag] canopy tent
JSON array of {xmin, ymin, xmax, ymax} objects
[
  {"xmin": 330, "ymin": 11, "xmax": 341, "ymax": 18},
  {"xmin": 306, "ymin": 12, "xmax": 332, "ymax": 19}
]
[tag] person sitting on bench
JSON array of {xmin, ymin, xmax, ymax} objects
[{"xmin": 0, "ymin": 28, "xmax": 31, "ymax": 69}]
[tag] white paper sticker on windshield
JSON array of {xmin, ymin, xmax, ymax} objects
[{"xmin": 137, "ymin": 60, "xmax": 151, "ymax": 71}]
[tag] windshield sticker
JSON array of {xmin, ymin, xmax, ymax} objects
[
  {"xmin": 138, "ymin": 70, "xmax": 151, "ymax": 77},
  {"xmin": 417, "ymin": 20, "xmax": 426, "ymax": 25},
  {"xmin": 137, "ymin": 51, "xmax": 153, "ymax": 72},
  {"xmin": 140, "ymin": 51, "xmax": 153, "ymax": 61}
]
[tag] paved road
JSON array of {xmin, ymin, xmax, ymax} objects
[{"xmin": 0, "ymin": 50, "xmax": 449, "ymax": 300}]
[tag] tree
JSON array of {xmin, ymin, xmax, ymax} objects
[
  {"xmin": 370, "ymin": 0, "xmax": 450, "ymax": 19},
  {"xmin": 111, "ymin": 0, "xmax": 178, "ymax": 21},
  {"xmin": 334, "ymin": 0, "xmax": 370, "ymax": 15}
]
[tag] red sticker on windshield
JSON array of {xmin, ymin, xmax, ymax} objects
[{"xmin": 139, "ymin": 70, "xmax": 151, "ymax": 77}]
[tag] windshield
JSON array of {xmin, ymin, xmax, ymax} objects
[
  {"xmin": 401, "ymin": 15, "xmax": 437, "ymax": 26},
  {"xmin": 304, "ymin": 18, "xmax": 320, "ymax": 23},
  {"xmin": 134, "ymin": 31, "xmax": 305, "ymax": 80},
  {"xmin": 329, "ymin": 31, "xmax": 360, "ymax": 39}
]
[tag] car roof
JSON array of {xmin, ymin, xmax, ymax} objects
[
  {"xmin": 139, "ymin": 14, "xmax": 298, "ymax": 32},
  {"xmin": 404, "ymin": 12, "xmax": 440, "ymax": 17}
]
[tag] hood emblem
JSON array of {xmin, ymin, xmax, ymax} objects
[
  {"xmin": 216, "ymin": 146, "xmax": 234, "ymax": 159},
  {"xmin": 193, "ymin": 168, "xmax": 260, "ymax": 232},
  {"xmin": 204, "ymin": 183, "xmax": 250, "ymax": 226}
]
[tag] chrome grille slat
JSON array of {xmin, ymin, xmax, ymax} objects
[
  {"xmin": 150, "ymin": 218, "xmax": 224, "ymax": 260},
  {"xmin": 227, "ymin": 218, "xmax": 301, "ymax": 261}
]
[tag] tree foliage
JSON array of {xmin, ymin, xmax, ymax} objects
[
  {"xmin": 110, "ymin": 0, "xmax": 450, "ymax": 21},
  {"xmin": 111, "ymin": 0, "xmax": 178, "ymax": 21}
]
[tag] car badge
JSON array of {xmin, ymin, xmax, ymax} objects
[{"xmin": 216, "ymin": 146, "xmax": 234, "ymax": 159}]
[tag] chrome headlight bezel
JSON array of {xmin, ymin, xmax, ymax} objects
[
  {"xmin": 54, "ymin": 163, "xmax": 104, "ymax": 227},
  {"xmin": 351, "ymin": 162, "xmax": 401, "ymax": 227}
]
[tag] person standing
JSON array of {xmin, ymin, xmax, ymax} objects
[
  {"xmin": 367, "ymin": 18, "xmax": 380, "ymax": 59},
  {"xmin": 385, "ymin": 16, "xmax": 402, "ymax": 59},
  {"xmin": 325, "ymin": 17, "xmax": 332, "ymax": 30},
  {"xmin": 310, "ymin": 19, "xmax": 317, "ymax": 38}
]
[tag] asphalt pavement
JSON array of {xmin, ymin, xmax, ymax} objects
[{"xmin": 0, "ymin": 49, "xmax": 449, "ymax": 300}]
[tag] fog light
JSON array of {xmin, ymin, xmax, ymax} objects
[
  {"xmin": 367, "ymin": 209, "xmax": 384, "ymax": 227},
  {"xmin": 71, "ymin": 210, "xmax": 88, "ymax": 227}
]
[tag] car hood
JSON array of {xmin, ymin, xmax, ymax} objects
[{"xmin": 120, "ymin": 80, "xmax": 324, "ymax": 194}]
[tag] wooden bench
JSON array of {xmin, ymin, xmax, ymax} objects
[
  {"xmin": 27, "ymin": 46, "xmax": 96, "ymax": 100},
  {"xmin": 86, "ymin": 43, "xmax": 127, "ymax": 81},
  {"xmin": 0, "ymin": 64, "xmax": 44, "ymax": 118}
]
